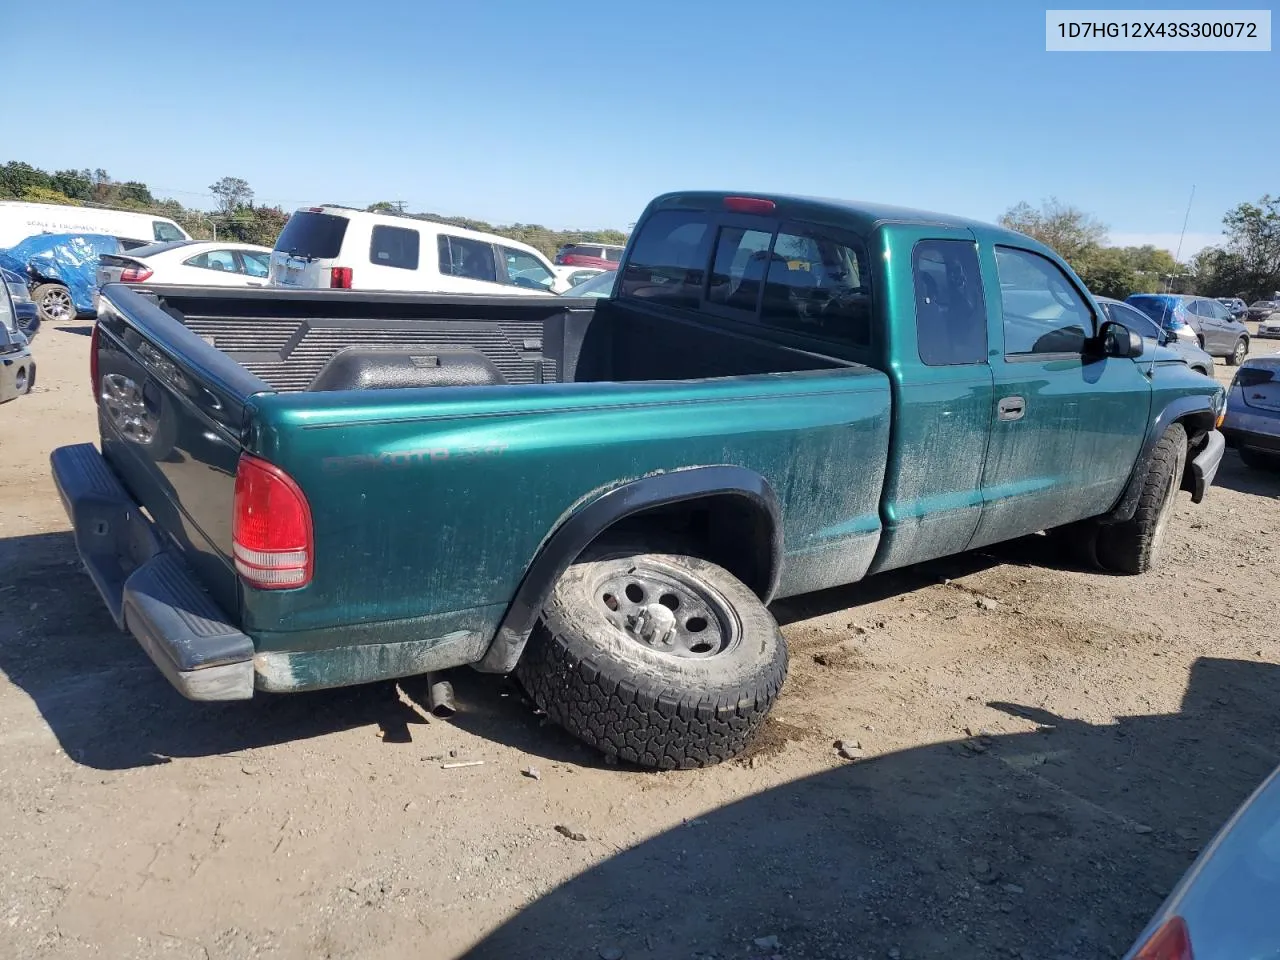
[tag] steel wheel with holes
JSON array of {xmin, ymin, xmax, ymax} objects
[
  {"xmin": 31, "ymin": 283, "xmax": 74, "ymax": 324},
  {"xmin": 516, "ymin": 544, "xmax": 787, "ymax": 769},
  {"xmin": 1096, "ymin": 423, "xmax": 1187, "ymax": 575}
]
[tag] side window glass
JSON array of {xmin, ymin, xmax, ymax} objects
[
  {"xmin": 759, "ymin": 229, "xmax": 872, "ymax": 345},
  {"xmin": 618, "ymin": 211, "xmax": 711, "ymax": 307},
  {"xmin": 0, "ymin": 287, "xmax": 14, "ymax": 333},
  {"xmin": 437, "ymin": 235, "xmax": 497, "ymax": 283},
  {"xmin": 185, "ymin": 250, "xmax": 238, "ymax": 272},
  {"xmin": 370, "ymin": 225, "xmax": 420, "ymax": 270},
  {"xmin": 153, "ymin": 221, "xmax": 184, "ymax": 242},
  {"xmin": 500, "ymin": 247, "xmax": 555, "ymax": 291},
  {"xmin": 240, "ymin": 252, "xmax": 270, "ymax": 278},
  {"xmin": 707, "ymin": 226, "xmax": 773, "ymax": 310},
  {"xmin": 995, "ymin": 246, "xmax": 1095, "ymax": 356},
  {"xmin": 912, "ymin": 239, "xmax": 988, "ymax": 365}
]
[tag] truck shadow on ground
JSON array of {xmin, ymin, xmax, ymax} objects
[
  {"xmin": 0, "ymin": 531, "xmax": 594, "ymax": 770},
  {"xmin": 1214, "ymin": 449, "xmax": 1280, "ymax": 498},
  {"xmin": 463, "ymin": 656, "xmax": 1280, "ymax": 960}
]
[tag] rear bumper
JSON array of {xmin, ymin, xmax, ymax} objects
[
  {"xmin": 1188, "ymin": 429, "xmax": 1225, "ymax": 503},
  {"xmin": 1222, "ymin": 407, "xmax": 1280, "ymax": 454},
  {"xmin": 49, "ymin": 443, "xmax": 254, "ymax": 701}
]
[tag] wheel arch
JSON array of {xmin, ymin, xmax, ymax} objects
[
  {"xmin": 1104, "ymin": 396, "xmax": 1217, "ymax": 524},
  {"xmin": 474, "ymin": 466, "xmax": 783, "ymax": 674}
]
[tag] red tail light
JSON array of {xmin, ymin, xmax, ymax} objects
[
  {"xmin": 1133, "ymin": 917, "xmax": 1193, "ymax": 960},
  {"xmin": 330, "ymin": 267, "xmax": 353, "ymax": 289},
  {"xmin": 89, "ymin": 322, "xmax": 101, "ymax": 402},
  {"xmin": 724, "ymin": 196, "xmax": 776, "ymax": 214},
  {"xmin": 119, "ymin": 265, "xmax": 153, "ymax": 283},
  {"xmin": 233, "ymin": 455, "xmax": 313, "ymax": 589}
]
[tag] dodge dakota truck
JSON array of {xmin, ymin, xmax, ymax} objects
[{"xmin": 51, "ymin": 192, "xmax": 1226, "ymax": 769}]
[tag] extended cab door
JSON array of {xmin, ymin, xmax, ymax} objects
[
  {"xmin": 968, "ymin": 244, "xmax": 1151, "ymax": 548},
  {"xmin": 867, "ymin": 225, "xmax": 995, "ymax": 573}
]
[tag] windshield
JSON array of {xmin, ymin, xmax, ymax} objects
[{"xmin": 274, "ymin": 211, "xmax": 349, "ymax": 259}]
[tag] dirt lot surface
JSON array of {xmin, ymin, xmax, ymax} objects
[{"xmin": 2, "ymin": 325, "xmax": 1279, "ymax": 960}]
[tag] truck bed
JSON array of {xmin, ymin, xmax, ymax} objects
[
  {"xmin": 131, "ymin": 285, "xmax": 852, "ymax": 392},
  {"xmin": 84, "ymin": 283, "xmax": 891, "ymax": 696}
]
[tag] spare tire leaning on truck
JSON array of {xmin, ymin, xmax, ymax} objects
[{"xmin": 516, "ymin": 542, "xmax": 787, "ymax": 769}]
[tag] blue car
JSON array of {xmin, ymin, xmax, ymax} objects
[
  {"xmin": 0, "ymin": 232, "xmax": 123, "ymax": 325},
  {"xmin": 0, "ymin": 265, "xmax": 38, "ymax": 337},
  {"xmin": 1126, "ymin": 293, "xmax": 1251, "ymax": 365},
  {"xmin": 1221, "ymin": 355, "xmax": 1280, "ymax": 470}
]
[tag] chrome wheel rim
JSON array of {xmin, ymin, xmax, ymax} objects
[
  {"xmin": 100, "ymin": 373, "xmax": 158, "ymax": 444},
  {"xmin": 40, "ymin": 289, "xmax": 72, "ymax": 322}
]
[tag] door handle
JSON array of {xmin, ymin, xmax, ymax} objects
[{"xmin": 998, "ymin": 396, "xmax": 1025, "ymax": 421}]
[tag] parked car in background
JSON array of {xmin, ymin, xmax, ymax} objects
[
  {"xmin": 269, "ymin": 206, "xmax": 571, "ymax": 294},
  {"xmin": 554, "ymin": 242, "xmax": 624, "ymax": 270},
  {"xmin": 1, "ymin": 265, "xmax": 38, "ymax": 338},
  {"xmin": 1221, "ymin": 356, "xmax": 1280, "ymax": 470},
  {"xmin": 1216, "ymin": 297, "xmax": 1248, "ymax": 320},
  {"xmin": 1124, "ymin": 763, "xmax": 1280, "ymax": 959},
  {"xmin": 0, "ymin": 200, "xmax": 189, "ymax": 248},
  {"xmin": 1249, "ymin": 299, "xmax": 1280, "ymax": 335},
  {"xmin": 97, "ymin": 241, "xmax": 272, "ymax": 296},
  {"xmin": 1126, "ymin": 293, "xmax": 1250, "ymax": 365},
  {"xmin": 559, "ymin": 267, "xmax": 617, "ymax": 298},
  {"xmin": 554, "ymin": 266, "xmax": 605, "ymax": 288},
  {"xmin": 0, "ymin": 277, "xmax": 34, "ymax": 403},
  {"xmin": 0, "ymin": 233, "xmax": 123, "ymax": 324},
  {"xmin": 1096, "ymin": 297, "xmax": 1214, "ymax": 376}
]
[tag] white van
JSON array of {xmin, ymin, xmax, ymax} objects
[
  {"xmin": 268, "ymin": 206, "xmax": 571, "ymax": 295},
  {"xmin": 0, "ymin": 201, "xmax": 191, "ymax": 249}
]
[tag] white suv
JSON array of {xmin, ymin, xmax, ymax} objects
[{"xmin": 268, "ymin": 207, "xmax": 570, "ymax": 295}]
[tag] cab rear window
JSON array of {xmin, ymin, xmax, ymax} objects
[{"xmin": 275, "ymin": 212, "xmax": 349, "ymax": 259}]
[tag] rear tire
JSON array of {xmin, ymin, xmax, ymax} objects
[
  {"xmin": 516, "ymin": 545, "xmax": 787, "ymax": 769},
  {"xmin": 1239, "ymin": 448, "xmax": 1280, "ymax": 471},
  {"xmin": 31, "ymin": 283, "xmax": 74, "ymax": 324},
  {"xmin": 1096, "ymin": 424, "xmax": 1187, "ymax": 575},
  {"xmin": 1227, "ymin": 338, "xmax": 1248, "ymax": 366}
]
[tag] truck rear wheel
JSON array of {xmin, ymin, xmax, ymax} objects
[
  {"xmin": 516, "ymin": 545, "xmax": 787, "ymax": 769},
  {"xmin": 1096, "ymin": 423, "xmax": 1187, "ymax": 575}
]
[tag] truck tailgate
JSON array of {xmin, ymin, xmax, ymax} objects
[{"xmin": 90, "ymin": 285, "xmax": 270, "ymax": 617}]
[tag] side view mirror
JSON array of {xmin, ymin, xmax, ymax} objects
[{"xmin": 1100, "ymin": 320, "xmax": 1144, "ymax": 359}]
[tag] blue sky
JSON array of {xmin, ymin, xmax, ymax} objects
[{"xmin": 8, "ymin": 1, "xmax": 1275, "ymax": 255}]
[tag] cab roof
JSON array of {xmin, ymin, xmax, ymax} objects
[{"xmin": 649, "ymin": 191, "xmax": 1042, "ymax": 249}]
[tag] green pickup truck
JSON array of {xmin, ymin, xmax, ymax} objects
[{"xmin": 51, "ymin": 192, "xmax": 1226, "ymax": 769}]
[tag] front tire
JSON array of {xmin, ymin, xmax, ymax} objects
[
  {"xmin": 1227, "ymin": 338, "xmax": 1248, "ymax": 366},
  {"xmin": 516, "ymin": 546, "xmax": 787, "ymax": 769},
  {"xmin": 31, "ymin": 283, "xmax": 74, "ymax": 324},
  {"xmin": 1096, "ymin": 424, "xmax": 1187, "ymax": 574}
]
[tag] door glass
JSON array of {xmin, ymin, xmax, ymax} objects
[
  {"xmin": 185, "ymin": 250, "xmax": 239, "ymax": 273},
  {"xmin": 994, "ymin": 247, "xmax": 1094, "ymax": 355},
  {"xmin": 912, "ymin": 239, "xmax": 987, "ymax": 365},
  {"xmin": 240, "ymin": 252, "xmax": 270, "ymax": 278},
  {"xmin": 437, "ymin": 235, "xmax": 497, "ymax": 282},
  {"xmin": 499, "ymin": 247, "xmax": 555, "ymax": 290},
  {"xmin": 1110, "ymin": 302, "xmax": 1161, "ymax": 339},
  {"xmin": 0, "ymin": 288, "xmax": 14, "ymax": 333},
  {"xmin": 153, "ymin": 221, "xmax": 185, "ymax": 242}
]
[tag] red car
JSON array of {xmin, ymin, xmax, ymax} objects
[{"xmin": 554, "ymin": 242, "xmax": 624, "ymax": 270}]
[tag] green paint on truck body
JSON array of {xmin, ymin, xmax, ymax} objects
[{"xmin": 84, "ymin": 191, "xmax": 1226, "ymax": 693}]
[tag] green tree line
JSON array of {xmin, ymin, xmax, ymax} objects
[
  {"xmin": 1000, "ymin": 195, "xmax": 1280, "ymax": 303},
  {"xmin": 1, "ymin": 161, "xmax": 628, "ymax": 258}
]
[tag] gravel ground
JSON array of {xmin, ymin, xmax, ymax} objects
[{"xmin": 1, "ymin": 324, "xmax": 1278, "ymax": 960}]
